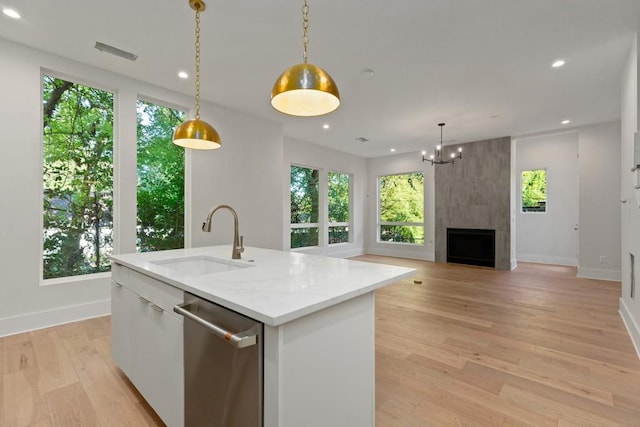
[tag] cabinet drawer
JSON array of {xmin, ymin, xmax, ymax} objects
[
  {"xmin": 127, "ymin": 268, "xmax": 183, "ymax": 315},
  {"xmin": 111, "ymin": 262, "xmax": 183, "ymax": 316},
  {"xmin": 111, "ymin": 263, "xmax": 128, "ymax": 285}
]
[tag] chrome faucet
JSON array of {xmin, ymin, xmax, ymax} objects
[{"xmin": 202, "ymin": 205, "xmax": 244, "ymax": 259}]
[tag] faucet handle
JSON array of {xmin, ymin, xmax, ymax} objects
[{"xmin": 239, "ymin": 235, "xmax": 245, "ymax": 253}]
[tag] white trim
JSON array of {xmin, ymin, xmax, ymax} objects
[
  {"xmin": 294, "ymin": 245, "xmax": 365, "ymax": 259},
  {"xmin": 366, "ymin": 247, "xmax": 434, "ymax": 261},
  {"xmin": 0, "ymin": 298, "xmax": 110, "ymax": 338},
  {"xmin": 577, "ymin": 267, "xmax": 622, "ymax": 282},
  {"xmin": 516, "ymin": 254, "xmax": 577, "ymax": 266},
  {"xmin": 620, "ymin": 298, "xmax": 640, "ymax": 360},
  {"xmin": 510, "ymin": 259, "xmax": 518, "ymax": 270}
]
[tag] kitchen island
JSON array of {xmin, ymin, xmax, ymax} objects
[{"xmin": 110, "ymin": 246, "xmax": 414, "ymax": 427}]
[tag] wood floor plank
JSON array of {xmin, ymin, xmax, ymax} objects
[
  {"xmin": 449, "ymin": 379, "xmax": 557, "ymax": 427},
  {"xmin": 3, "ymin": 367, "xmax": 50, "ymax": 426},
  {"xmin": 56, "ymin": 322, "xmax": 128, "ymax": 415},
  {"xmin": 2, "ymin": 332, "xmax": 36, "ymax": 374},
  {"xmin": 30, "ymin": 329, "xmax": 78, "ymax": 393},
  {"xmin": 45, "ymin": 382, "xmax": 99, "ymax": 427},
  {"xmin": 363, "ymin": 255, "xmax": 640, "ymax": 426}
]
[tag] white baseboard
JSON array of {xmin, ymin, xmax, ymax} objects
[
  {"xmin": 0, "ymin": 299, "xmax": 111, "ymax": 338},
  {"xmin": 365, "ymin": 247, "xmax": 434, "ymax": 261},
  {"xmin": 577, "ymin": 267, "xmax": 622, "ymax": 282},
  {"xmin": 511, "ymin": 259, "xmax": 518, "ymax": 270},
  {"xmin": 517, "ymin": 254, "xmax": 577, "ymax": 267},
  {"xmin": 293, "ymin": 245, "xmax": 365, "ymax": 259},
  {"xmin": 620, "ymin": 298, "xmax": 640, "ymax": 360}
]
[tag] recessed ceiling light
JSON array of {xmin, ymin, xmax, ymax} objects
[
  {"xmin": 3, "ymin": 8, "xmax": 20, "ymax": 19},
  {"xmin": 362, "ymin": 68, "xmax": 375, "ymax": 77},
  {"xmin": 552, "ymin": 59, "xmax": 565, "ymax": 68},
  {"xmin": 178, "ymin": 71, "xmax": 189, "ymax": 79},
  {"xmin": 390, "ymin": 148, "xmax": 396, "ymax": 152},
  {"xmin": 561, "ymin": 119, "xmax": 571, "ymax": 125},
  {"xmin": 322, "ymin": 123, "xmax": 330, "ymax": 130}
]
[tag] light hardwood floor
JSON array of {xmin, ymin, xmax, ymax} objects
[{"xmin": 2, "ymin": 257, "xmax": 640, "ymax": 426}]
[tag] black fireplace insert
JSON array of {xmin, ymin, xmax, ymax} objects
[{"xmin": 447, "ymin": 228, "xmax": 495, "ymax": 268}]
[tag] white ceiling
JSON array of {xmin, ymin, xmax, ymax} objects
[{"xmin": 1, "ymin": 0, "xmax": 639, "ymax": 157}]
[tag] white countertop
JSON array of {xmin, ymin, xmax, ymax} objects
[{"xmin": 110, "ymin": 246, "xmax": 415, "ymax": 326}]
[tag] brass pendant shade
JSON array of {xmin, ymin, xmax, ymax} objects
[
  {"xmin": 271, "ymin": 0, "xmax": 340, "ymax": 117},
  {"xmin": 173, "ymin": 0, "xmax": 221, "ymax": 150},
  {"xmin": 271, "ymin": 63, "xmax": 340, "ymax": 117},
  {"xmin": 173, "ymin": 118, "xmax": 221, "ymax": 150}
]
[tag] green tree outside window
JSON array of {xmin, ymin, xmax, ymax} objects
[
  {"xmin": 328, "ymin": 172, "xmax": 350, "ymax": 244},
  {"xmin": 378, "ymin": 173, "xmax": 424, "ymax": 244},
  {"xmin": 42, "ymin": 75, "xmax": 114, "ymax": 279},
  {"xmin": 136, "ymin": 100, "xmax": 186, "ymax": 252},
  {"xmin": 522, "ymin": 169, "xmax": 547, "ymax": 212},
  {"xmin": 290, "ymin": 165, "xmax": 319, "ymax": 248}
]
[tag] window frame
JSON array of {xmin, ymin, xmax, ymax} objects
[
  {"xmin": 520, "ymin": 168, "xmax": 548, "ymax": 214},
  {"xmin": 377, "ymin": 171, "xmax": 425, "ymax": 246},
  {"xmin": 327, "ymin": 170, "xmax": 352, "ymax": 246},
  {"xmin": 40, "ymin": 71, "xmax": 116, "ymax": 284},
  {"xmin": 290, "ymin": 164, "xmax": 321, "ymax": 249},
  {"xmin": 135, "ymin": 98, "xmax": 187, "ymax": 253}
]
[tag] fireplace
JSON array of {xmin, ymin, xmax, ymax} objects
[{"xmin": 447, "ymin": 228, "xmax": 495, "ymax": 268}]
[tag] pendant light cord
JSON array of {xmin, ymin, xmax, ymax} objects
[
  {"xmin": 302, "ymin": 0, "xmax": 309, "ymax": 64},
  {"xmin": 195, "ymin": 10, "xmax": 202, "ymax": 119}
]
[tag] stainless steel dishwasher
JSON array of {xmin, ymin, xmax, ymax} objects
[{"xmin": 174, "ymin": 292, "xmax": 263, "ymax": 427}]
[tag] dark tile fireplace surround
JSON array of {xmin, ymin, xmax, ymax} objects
[{"xmin": 434, "ymin": 136, "xmax": 511, "ymax": 270}]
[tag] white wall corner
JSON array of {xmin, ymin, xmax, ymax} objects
[
  {"xmin": 620, "ymin": 298, "xmax": 640, "ymax": 360},
  {"xmin": 577, "ymin": 267, "xmax": 622, "ymax": 282},
  {"xmin": 510, "ymin": 259, "xmax": 518, "ymax": 270},
  {"xmin": 0, "ymin": 298, "xmax": 110, "ymax": 338}
]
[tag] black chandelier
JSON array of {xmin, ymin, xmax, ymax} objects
[{"xmin": 421, "ymin": 123, "xmax": 462, "ymax": 165}]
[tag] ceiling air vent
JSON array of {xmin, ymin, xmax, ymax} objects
[{"xmin": 94, "ymin": 42, "xmax": 138, "ymax": 61}]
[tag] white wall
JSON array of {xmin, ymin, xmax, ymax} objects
[
  {"xmin": 514, "ymin": 123, "xmax": 621, "ymax": 279},
  {"xmin": 366, "ymin": 153, "xmax": 435, "ymax": 260},
  {"xmin": 515, "ymin": 132, "xmax": 579, "ymax": 266},
  {"xmin": 577, "ymin": 121, "xmax": 621, "ymax": 281},
  {"xmin": 283, "ymin": 137, "xmax": 367, "ymax": 258},
  {"xmin": 0, "ymin": 38, "xmax": 283, "ymax": 337},
  {"xmin": 189, "ymin": 107, "xmax": 283, "ymax": 252},
  {"xmin": 620, "ymin": 34, "xmax": 640, "ymax": 357}
]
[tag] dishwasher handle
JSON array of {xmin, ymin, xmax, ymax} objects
[{"xmin": 173, "ymin": 302, "xmax": 258, "ymax": 349}]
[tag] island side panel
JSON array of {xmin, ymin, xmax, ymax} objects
[{"xmin": 263, "ymin": 292, "xmax": 375, "ymax": 427}]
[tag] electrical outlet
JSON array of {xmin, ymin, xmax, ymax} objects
[{"xmin": 600, "ymin": 256, "xmax": 607, "ymax": 264}]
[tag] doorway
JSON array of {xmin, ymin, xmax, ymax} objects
[{"xmin": 515, "ymin": 132, "xmax": 579, "ymax": 266}]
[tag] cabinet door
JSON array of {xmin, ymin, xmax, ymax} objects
[
  {"xmin": 110, "ymin": 281, "xmax": 133, "ymax": 376},
  {"xmin": 130, "ymin": 300, "xmax": 184, "ymax": 427}
]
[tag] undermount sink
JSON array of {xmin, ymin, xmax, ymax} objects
[{"xmin": 151, "ymin": 256, "xmax": 251, "ymax": 276}]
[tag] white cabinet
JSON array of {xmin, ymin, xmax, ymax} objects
[
  {"xmin": 110, "ymin": 282, "xmax": 133, "ymax": 376},
  {"xmin": 111, "ymin": 264, "xmax": 184, "ymax": 427}
]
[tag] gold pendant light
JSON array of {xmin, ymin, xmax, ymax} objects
[
  {"xmin": 271, "ymin": 0, "xmax": 340, "ymax": 117},
  {"xmin": 173, "ymin": 0, "xmax": 221, "ymax": 150}
]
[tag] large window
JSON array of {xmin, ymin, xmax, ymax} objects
[
  {"xmin": 328, "ymin": 172, "xmax": 350, "ymax": 244},
  {"xmin": 42, "ymin": 75, "xmax": 114, "ymax": 279},
  {"xmin": 521, "ymin": 169, "xmax": 547, "ymax": 212},
  {"xmin": 290, "ymin": 165, "xmax": 319, "ymax": 248},
  {"xmin": 378, "ymin": 173, "xmax": 424, "ymax": 245},
  {"xmin": 136, "ymin": 100, "xmax": 186, "ymax": 252}
]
